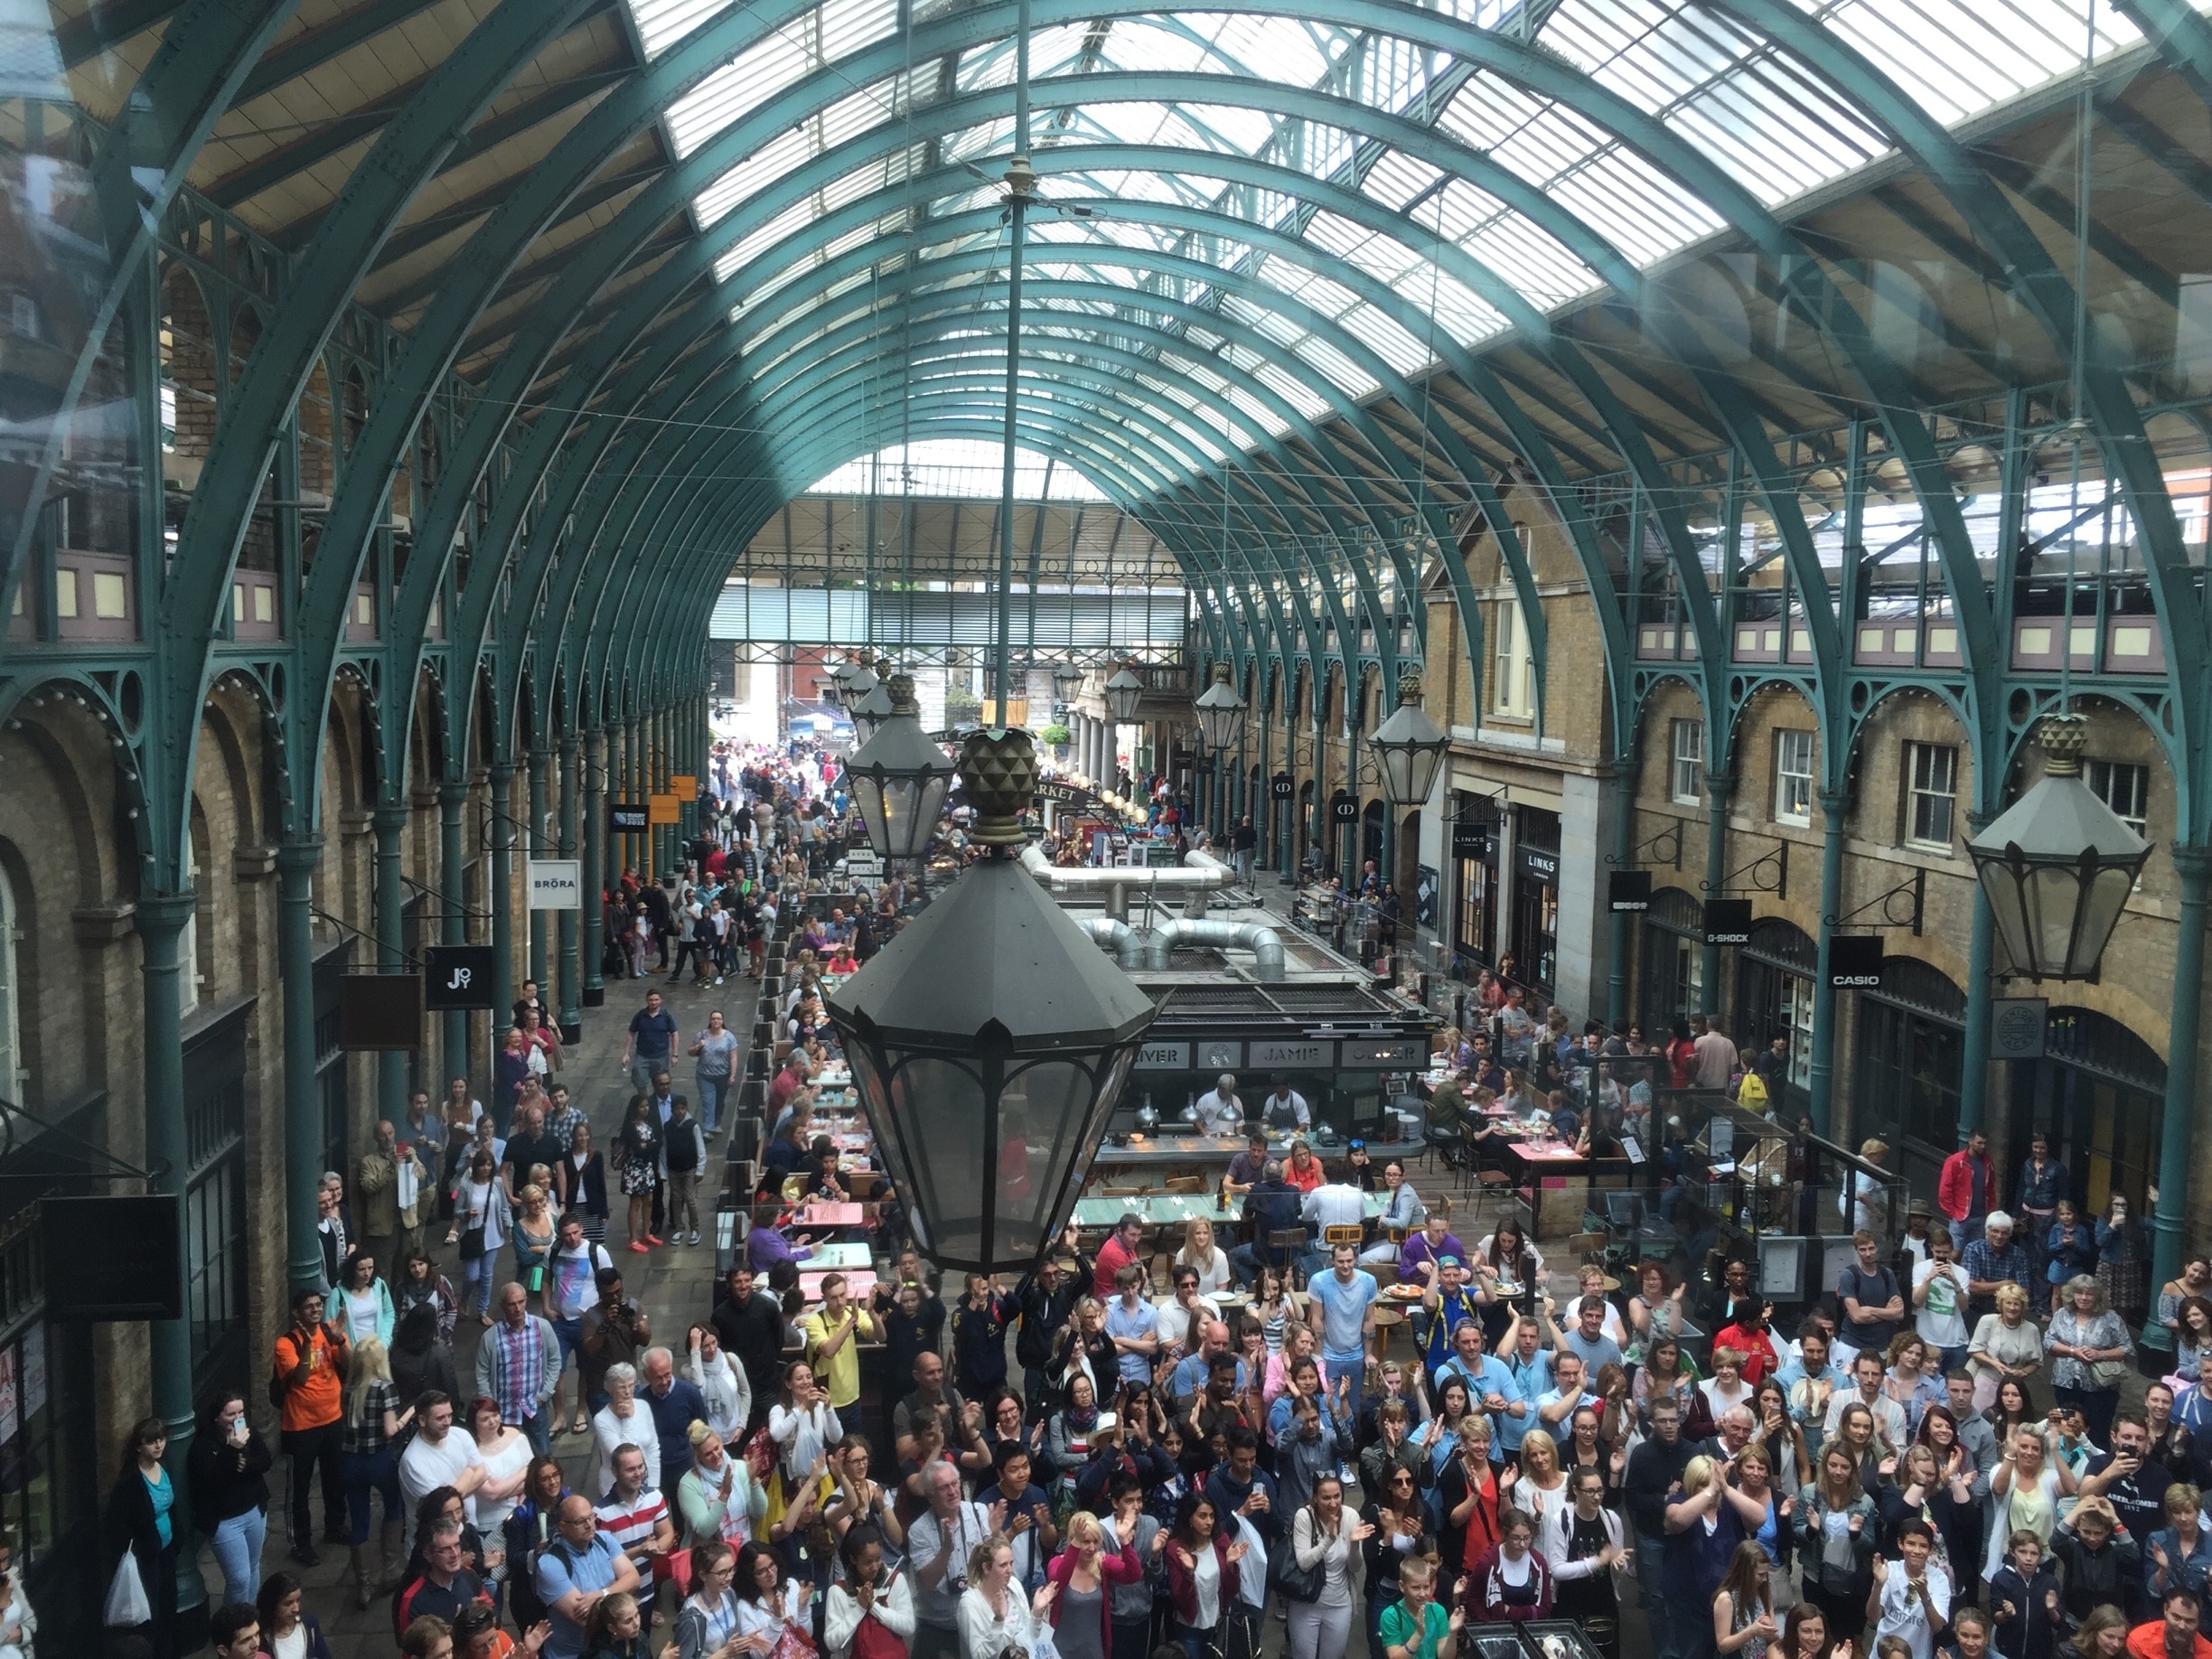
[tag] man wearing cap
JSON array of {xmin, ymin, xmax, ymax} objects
[
  {"xmin": 1417, "ymin": 1257, "xmax": 1494, "ymax": 1373},
  {"xmin": 1193, "ymin": 1074, "xmax": 1243, "ymax": 1136}
]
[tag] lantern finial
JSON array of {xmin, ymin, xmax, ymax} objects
[
  {"xmin": 2037, "ymin": 712, "xmax": 2087, "ymax": 777},
  {"xmin": 961, "ymin": 727, "xmax": 1037, "ymax": 848}
]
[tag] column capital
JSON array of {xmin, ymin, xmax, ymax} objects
[
  {"xmin": 439, "ymin": 778, "xmax": 472, "ymax": 808},
  {"xmin": 488, "ymin": 757, "xmax": 519, "ymax": 782},
  {"xmin": 1819, "ymin": 789, "xmax": 1851, "ymax": 818},
  {"xmin": 133, "ymin": 890, "xmax": 196, "ymax": 935},
  {"xmin": 2169, "ymin": 844, "xmax": 2212, "ymax": 882},
  {"xmin": 372, "ymin": 800, "xmax": 411, "ymax": 833},
  {"xmin": 276, "ymin": 836, "xmax": 322, "ymax": 877}
]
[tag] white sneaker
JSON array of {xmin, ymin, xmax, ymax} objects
[{"xmin": 688, "ymin": 1229, "xmax": 701, "ymax": 1245}]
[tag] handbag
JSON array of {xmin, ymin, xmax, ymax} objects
[
  {"xmin": 458, "ymin": 1223, "xmax": 487, "ymax": 1261},
  {"xmin": 2089, "ymin": 1356, "xmax": 2129, "ymax": 1388},
  {"xmin": 104, "ymin": 1551, "xmax": 151, "ymax": 1627},
  {"xmin": 850, "ymin": 1608, "xmax": 909, "ymax": 1659},
  {"xmin": 657, "ymin": 1546, "xmax": 695, "ymax": 1596},
  {"xmin": 767, "ymin": 1623, "xmax": 820, "ymax": 1659},
  {"xmin": 1270, "ymin": 1509, "xmax": 1325, "ymax": 1604}
]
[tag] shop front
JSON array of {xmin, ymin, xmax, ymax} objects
[
  {"xmin": 1734, "ymin": 918, "xmax": 1816, "ymax": 1116},
  {"xmin": 1638, "ymin": 887, "xmax": 1705, "ymax": 1034},
  {"xmin": 2005, "ymin": 1006, "xmax": 2164, "ymax": 1217},
  {"xmin": 1450, "ymin": 801, "xmax": 1498, "ymax": 971},
  {"xmin": 1509, "ymin": 807, "xmax": 1561, "ymax": 993},
  {"xmin": 1851, "ymin": 956, "xmax": 1966, "ymax": 1196}
]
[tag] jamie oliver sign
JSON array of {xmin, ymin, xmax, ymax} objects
[
  {"xmin": 1134, "ymin": 1041, "xmax": 1193, "ymax": 1071},
  {"xmin": 1337, "ymin": 1037, "xmax": 1429, "ymax": 1070},
  {"xmin": 1247, "ymin": 1038, "xmax": 1333, "ymax": 1070}
]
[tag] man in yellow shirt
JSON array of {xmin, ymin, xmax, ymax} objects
[{"xmin": 801, "ymin": 1272, "xmax": 878, "ymax": 1411}]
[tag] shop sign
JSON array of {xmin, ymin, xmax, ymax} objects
[
  {"xmin": 1195, "ymin": 1038, "xmax": 1243, "ymax": 1071},
  {"xmin": 1338, "ymin": 1037, "xmax": 1429, "ymax": 1069},
  {"xmin": 607, "ymin": 801, "xmax": 649, "ymax": 833},
  {"xmin": 1134, "ymin": 1041, "xmax": 1193, "ymax": 1071},
  {"xmin": 1248, "ymin": 1038, "xmax": 1333, "ymax": 1069},
  {"xmin": 1452, "ymin": 821, "xmax": 1491, "ymax": 859},
  {"xmin": 425, "ymin": 945, "xmax": 498, "ymax": 1010},
  {"xmin": 1992, "ymin": 997, "xmax": 2049, "ymax": 1060},
  {"xmin": 1607, "ymin": 869, "xmax": 1651, "ymax": 913},
  {"xmin": 1270, "ymin": 773, "xmax": 1295, "ymax": 799},
  {"xmin": 1330, "ymin": 792, "xmax": 1359, "ymax": 823},
  {"xmin": 1702, "ymin": 897, "xmax": 1753, "ymax": 947},
  {"xmin": 1519, "ymin": 843, "xmax": 1559, "ymax": 884},
  {"xmin": 1828, "ymin": 934, "xmax": 1884, "ymax": 989}
]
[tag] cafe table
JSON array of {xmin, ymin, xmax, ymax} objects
[
  {"xmin": 798, "ymin": 1200, "xmax": 867, "ymax": 1228},
  {"xmin": 1496, "ymin": 1134, "xmax": 1590, "ymax": 1239},
  {"xmin": 1069, "ymin": 1192, "xmax": 1390, "ymax": 1231}
]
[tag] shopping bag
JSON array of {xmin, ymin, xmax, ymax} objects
[{"xmin": 104, "ymin": 1551, "xmax": 151, "ymax": 1627}]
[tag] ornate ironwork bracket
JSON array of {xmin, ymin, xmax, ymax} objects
[
  {"xmin": 1822, "ymin": 868, "xmax": 1926, "ymax": 936},
  {"xmin": 1607, "ymin": 820, "xmax": 1683, "ymax": 871},
  {"xmin": 1701, "ymin": 836, "xmax": 1789, "ymax": 898}
]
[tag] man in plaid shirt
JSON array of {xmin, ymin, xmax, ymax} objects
[{"xmin": 476, "ymin": 1281, "xmax": 560, "ymax": 1455}]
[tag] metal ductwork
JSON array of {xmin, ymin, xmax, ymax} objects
[
  {"xmin": 1143, "ymin": 918, "xmax": 1288, "ymax": 981},
  {"xmin": 1081, "ymin": 915, "xmax": 1147, "ymax": 969},
  {"xmin": 1017, "ymin": 842, "xmax": 1237, "ymax": 918}
]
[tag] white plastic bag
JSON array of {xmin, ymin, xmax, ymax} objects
[{"xmin": 103, "ymin": 1551, "xmax": 150, "ymax": 1627}]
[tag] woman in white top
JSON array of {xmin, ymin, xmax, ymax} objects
[
  {"xmin": 686, "ymin": 1321, "xmax": 751, "ymax": 1444},
  {"xmin": 672, "ymin": 1539, "xmax": 745, "ymax": 1659},
  {"xmin": 769, "ymin": 1360, "xmax": 842, "ymax": 1488},
  {"xmin": 590, "ymin": 1363, "xmax": 661, "ymax": 1496},
  {"xmin": 826, "ymin": 1527, "xmax": 917, "ymax": 1658},
  {"xmin": 1511, "ymin": 1429, "xmax": 1573, "ymax": 1538},
  {"xmin": 334, "ymin": 1250, "xmax": 395, "ymax": 1346},
  {"xmin": 959, "ymin": 1534, "xmax": 1056, "ymax": 1659},
  {"xmin": 464, "ymin": 1397, "xmax": 532, "ymax": 1541},
  {"xmin": 1175, "ymin": 1220, "xmax": 1236, "ymax": 1297},
  {"xmin": 732, "ymin": 1540, "xmax": 815, "ymax": 1651},
  {"xmin": 1701, "ymin": 1347, "xmax": 1757, "ymax": 1422},
  {"xmin": 1288, "ymin": 1472, "xmax": 1368, "ymax": 1659}
]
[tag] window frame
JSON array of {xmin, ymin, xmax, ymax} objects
[
  {"xmin": 2085, "ymin": 758, "xmax": 2149, "ymax": 837},
  {"xmin": 1773, "ymin": 727, "xmax": 1814, "ymax": 827},
  {"xmin": 1670, "ymin": 718, "xmax": 1704, "ymax": 806},
  {"xmin": 1491, "ymin": 596, "xmax": 1534, "ymax": 719},
  {"xmin": 1904, "ymin": 741, "xmax": 1958, "ymax": 851}
]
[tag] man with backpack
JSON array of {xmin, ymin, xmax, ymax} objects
[{"xmin": 544, "ymin": 1214, "xmax": 616, "ymax": 1438}]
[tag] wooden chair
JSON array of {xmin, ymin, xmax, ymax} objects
[
  {"xmin": 1267, "ymin": 1227, "xmax": 1309, "ymax": 1285},
  {"xmin": 1163, "ymin": 1174, "xmax": 1206, "ymax": 1195},
  {"xmin": 1322, "ymin": 1223, "xmax": 1364, "ymax": 1251}
]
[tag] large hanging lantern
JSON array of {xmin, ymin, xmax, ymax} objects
[
  {"xmin": 1966, "ymin": 713, "xmax": 2150, "ymax": 980},
  {"xmin": 1053, "ymin": 663, "xmax": 1087, "ymax": 700},
  {"xmin": 844, "ymin": 674, "xmax": 954, "ymax": 862},
  {"xmin": 1194, "ymin": 662, "xmax": 1245, "ymax": 751},
  {"xmin": 842, "ymin": 658, "xmax": 879, "ymax": 708},
  {"xmin": 1368, "ymin": 670, "xmax": 1450, "ymax": 806},
  {"xmin": 826, "ymin": 727, "xmax": 1157, "ymax": 1271},
  {"xmin": 1102, "ymin": 665, "xmax": 1144, "ymax": 723}
]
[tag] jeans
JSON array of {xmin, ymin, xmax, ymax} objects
[
  {"xmin": 460, "ymin": 1248, "xmax": 495, "ymax": 1316},
  {"xmin": 1173, "ymin": 1621, "xmax": 1221, "ymax": 1659},
  {"xmin": 280, "ymin": 1420, "xmax": 345, "ymax": 1546},
  {"xmin": 341, "ymin": 1445, "xmax": 403, "ymax": 1545},
  {"xmin": 551, "ymin": 1316, "xmax": 583, "ymax": 1376},
  {"xmin": 696, "ymin": 1074, "xmax": 730, "ymax": 1133},
  {"xmin": 1635, "ymin": 1530, "xmax": 1673, "ymax": 1658},
  {"xmin": 1950, "ymin": 1217, "xmax": 1982, "ymax": 1256},
  {"xmin": 1234, "ymin": 848, "xmax": 1256, "ymax": 885},
  {"xmin": 516, "ymin": 1409, "xmax": 552, "ymax": 1458},
  {"xmin": 208, "ymin": 1506, "xmax": 267, "ymax": 1605},
  {"xmin": 2056, "ymin": 1382, "xmax": 2121, "ymax": 1441}
]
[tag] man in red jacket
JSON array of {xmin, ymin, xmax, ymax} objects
[
  {"xmin": 1938, "ymin": 1129, "xmax": 1993, "ymax": 1256},
  {"xmin": 2129, "ymin": 1588, "xmax": 2212, "ymax": 1659}
]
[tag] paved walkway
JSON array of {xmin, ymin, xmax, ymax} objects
[{"xmin": 253, "ymin": 961, "xmax": 756, "ymax": 1655}]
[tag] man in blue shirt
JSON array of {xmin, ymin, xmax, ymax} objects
[
  {"xmin": 1103, "ymin": 1265, "xmax": 1160, "ymax": 1388},
  {"xmin": 640, "ymin": 1347, "xmax": 708, "ymax": 1485},
  {"xmin": 1413, "ymin": 1256, "xmax": 1490, "ymax": 1373},
  {"xmin": 1433, "ymin": 1317, "xmax": 1521, "ymax": 1452},
  {"xmin": 1545, "ymin": 1294, "xmax": 1626, "ymax": 1376},
  {"xmin": 1305, "ymin": 1242, "xmax": 1380, "ymax": 1375},
  {"xmin": 1498, "ymin": 1313, "xmax": 1554, "ymax": 1463},
  {"xmin": 535, "ymin": 1495, "xmax": 641, "ymax": 1659}
]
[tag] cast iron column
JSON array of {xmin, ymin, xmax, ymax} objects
[
  {"xmin": 277, "ymin": 838, "xmax": 325, "ymax": 1291},
  {"xmin": 558, "ymin": 733, "xmax": 582, "ymax": 1039},
  {"xmin": 373, "ymin": 801, "xmax": 409, "ymax": 1126},
  {"xmin": 1956, "ymin": 808, "xmax": 1998, "ymax": 1137},
  {"xmin": 1805, "ymin": 789, "xmax": 1850, "ymax": 1135},
  {"xmin": 136, "ymin": 891, "xmax": 209, "ymax": 1636},
  {"xmin": 1606, "ymin": 759, "xmax": 1636, "ymax": 1032},
  {"xmin": 439, "ymin": 780, "xmax": 469, "ymax": 1083},
  {"xmin": 583, "ymin": 728, "xmax": 607, "ymax": 1008},
  {"xmin": 2145, "ymin": 846, "xmax": 2210, "ymax": 1351},
  {"xmin": 1698, "ymin": 770, "xmax": 1734, "ymax": 1017},
  {"xmin": 489, "ymin": 761, "xmax": 516, "ymax": 1123},
  {"xmin": 528, "ymin": 747, "xmax": 551, "ymax": 989}
]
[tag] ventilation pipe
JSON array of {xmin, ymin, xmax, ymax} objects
[
  {"xmin": 1080, "ymin": 915, "xmax": 1146, "ymax": 970},
  {"xmin": 1017, "ymin": 843, "xmax": 1237, "ymax": 918},
  {"xmin": 1144, "ymin": 918, "xmax": 1288, "ymax": 981}
]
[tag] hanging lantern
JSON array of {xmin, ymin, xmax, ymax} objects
[
  {"xmin": 843, "ymin": 675, "xmax": 955, "ymax": 863},
  {"xmin": 1053, "ymin": 662, "xmax": 1087, "ymax": 699},
  {"xmin": 1966, "ymin": 713, "xmax": 2151, "ymax": 980},
  {"xmin": 848, "ymin": 676, "xmax": 896, "ymax": 745},
  {"xmin": 1194, "ymin": 662, "xmax": 1245, "ymax": 751},
  {"xmin": 1102, "ymin": 666, "xmax": 1144, "ymax": 723},
  {"xmin": 826, "ymin": 727, "xmax": 1157, "ymax": 1271},
  {"xmin": 1367, "ymin": 671, "xmax": 1450, "ymax": 806}
]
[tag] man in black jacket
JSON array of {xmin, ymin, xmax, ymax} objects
[
  {"xmin": 709, "ymin": 1263, "xmax": 784, "ymax": 1439},
  {"xmin": 1016, "ymin": 1252, "xmax": 1083, "ymax": 1426},
  {"xmin": 1623, "ymin": 1395, "xmax": 1698, "ymax": 1659}
]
